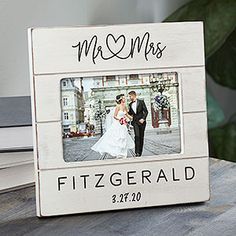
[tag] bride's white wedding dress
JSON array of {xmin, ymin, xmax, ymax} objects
[{"xmin": 91, "ymin": 110, "xmax": 134, "ymax": 158}]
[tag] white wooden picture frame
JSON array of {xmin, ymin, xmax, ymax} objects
[{"xmin": 28, "ymin": 22, "xmax": 210, "ymax": 217}]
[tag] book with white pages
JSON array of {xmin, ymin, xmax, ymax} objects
[
  {"xmin": 0, "ymin": 150, "xmax": 34, "ymax": 193},
  {"xmin": 0, "ymin": 151, "xmax": 33, "ymax": 168},
  {"xmin": 0, "ymin": 96, "xmax": 33, "ymax": 151},
  {"xmin": 0, "ymin": 162, "xmax": 35, "ymax": 193}
]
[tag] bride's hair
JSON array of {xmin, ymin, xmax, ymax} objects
[{"xmin": 116, "ymin": 94, "xmax": 125, "ymax": 104}]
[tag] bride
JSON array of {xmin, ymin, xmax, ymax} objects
[{"xmin": 91, "ymin": 94, "xmax": 135, "ymax": 158}]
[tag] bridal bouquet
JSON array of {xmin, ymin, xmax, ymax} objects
[{"xmin": 119, "ymin": 117, "xmax": 128, "ymax": 125}]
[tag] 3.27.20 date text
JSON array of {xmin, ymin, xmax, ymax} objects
[{"xmin": 112, "ymin": 192, "xmax": 142, "ymax": 203}]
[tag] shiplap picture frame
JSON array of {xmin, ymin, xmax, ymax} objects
[{"xmin": 28, "ymin": 22, "xmax": 210, "ymax": 217}]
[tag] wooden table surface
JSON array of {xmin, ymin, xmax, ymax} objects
[{"xmin": 0, "ymin": 158, "xmax": 235, "ymax": 236}]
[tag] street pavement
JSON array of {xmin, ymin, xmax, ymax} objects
[{"xmin": 63, "ymin": 128, "xmax": 181, "ymax": 162}]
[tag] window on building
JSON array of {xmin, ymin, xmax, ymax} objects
[
  {"xmin": 128, "ymin": 74, "xmax": 140, "ymax": 85},
  {"xmin": 64, "ymin": 112, "xmax": 69, "ymax": 120},
  {"xmin": 129, "ymin": 74, "xmax": 139, "ymax": 80},
  {"xmin": 62, "ymin": 80, "xmax": 67, "ymax": 86},
  {"xmin": 106, "ymin": 75, "xmax": 116, "ymax": 80},
  {"xmin": 105, "ymin": 75, "xmax": 117, "ymax": 87},
  {"xmin": 63, "ymin": 97, "xmax": 68, "ymax": 106}
]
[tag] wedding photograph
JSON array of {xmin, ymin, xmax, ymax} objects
[{"xmin": 60, "ymin": 72, "xmax": 181, "ymax": 162}]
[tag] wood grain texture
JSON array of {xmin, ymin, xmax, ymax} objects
[
  {"xmin": 34, "ymin": 67, "xmax": 206, "ymax": 123},
  {"xmin": 39, "ymin": 157, "xmax": 209, "ymax": 216},
  {"xmin": 0, "ymin": 158, "xmax": 235, "ymax": 236},
  {"xmin": 31, "ymin": 22, "xmax": 204, "ymax": 75},
  {"xmin": 28, "ymin": 22, "xmax": 209, "ymax": 217},
  {"xmin": 36, "ymin": 111, "xmax": 208, "ymax": 170}
]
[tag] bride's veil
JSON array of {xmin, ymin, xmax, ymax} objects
[{"xmin": 104, "ymin": 107, "xmax": 116, "ymax": 132}]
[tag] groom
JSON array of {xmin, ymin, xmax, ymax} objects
[{"xmin": 128, "ymin": 91, "xmax": 148, "ymax": 157}]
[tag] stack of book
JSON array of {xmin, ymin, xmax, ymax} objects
[{"xmin": 0, "ymin": 96, "xmax": 34, "ymax": 192}]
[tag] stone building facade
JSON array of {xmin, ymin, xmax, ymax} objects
[
  {"xmin": 86, "ymin": 73, "xmax": 180, "ymax": 134},
  {"xmin": 60, "ymin": 73, "xmax": 180, "ymax": 134},
  {"xmin": 61, "ymin": 78, "xmax": 85, "ymax": 133}
]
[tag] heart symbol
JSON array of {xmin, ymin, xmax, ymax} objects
[{"xmin": 106, "ymin": 34, "xmax": 126, "ymax": 56}]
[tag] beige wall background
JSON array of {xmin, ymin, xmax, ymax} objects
[
  {"xmin": 1, "ymin": 0, "xmax": 235, "ymax": 121},
  {"xmin": 0, "ymin": 0, "xmax": 189, "ymax": 97}
]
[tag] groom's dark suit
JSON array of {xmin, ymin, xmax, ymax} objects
[{"xmin": 128, "ymin": 99, "xmax": 148, "ymax": 156}]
